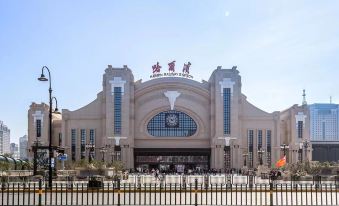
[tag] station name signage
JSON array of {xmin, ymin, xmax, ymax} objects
[
  {"xmin": 150, "ymin": 61, "xmax": 193, "ymax": 79},
  {"xmin": 150, "ymin": 72, "xmax": 193, "ymax": 79}
]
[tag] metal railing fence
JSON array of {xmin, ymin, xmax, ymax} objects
[{"xmin": 1, "ymin": 179, "xmax": 339, "ymax": 205}]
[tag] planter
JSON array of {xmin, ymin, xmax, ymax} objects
[
  {"xmin": 87, "ymin": 176, "xmax": 103, "ymax": 188},
  {"xmin": 298, "ymin": 175, "xmax": 313, "ymax": 181},
  {"xmin": 75, "ymin": 168, "xmax": 103, "ymax": 178},
  {"xmin": 291, "ymin": 175, "xmax": 301, "ymax": 182}
]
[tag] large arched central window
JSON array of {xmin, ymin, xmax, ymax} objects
[{"xmin": 147, "ymin": 110, "xmax": 197, "ymax": 137}]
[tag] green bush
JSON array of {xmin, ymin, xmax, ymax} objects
[{"xmin": 0, "ymin": 161, "xmax": 10, "ymax": 172}]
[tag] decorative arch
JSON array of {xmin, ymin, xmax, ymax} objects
[{"xmin": 147, "ymin": 110, "xmax": 197, "ymax": 137}]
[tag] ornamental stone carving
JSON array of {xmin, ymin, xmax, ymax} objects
[
  {"xmin": 164, "ymin": 91, "xmax": 181, "ymax": 110},
  {"xmin": 219, "ymin": 78, "xmax": 235, "ymax": 96}
]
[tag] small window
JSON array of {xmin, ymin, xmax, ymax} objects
[
  {"xmin": 36, "ymin": 119, "xmax": 41, "ymax": 137},
  {"xmin": 297, "ymin": 121, "xmax": 303, "ymax": 138}
]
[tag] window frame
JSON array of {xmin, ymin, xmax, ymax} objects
[{"xmin": 147, "ymin": 110, "xmax": 198, "ymax": 137}]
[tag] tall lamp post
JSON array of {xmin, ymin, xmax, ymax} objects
[
  {"xmin": 280, "ymin": 144, "xmax": 289, "ymax": 156},
  {"xmin": 257, "ymin": 148, "xmax": 265, "ymax": 166},
  {"xmin": 303, "ymin": 139, "xmax": 310, "ymax": 162},
  {"xmin": 99, "ymin": 147, "xmax": 107, "ymax": 162},
  {"xmin": 85, "ymin": 143, "xmax": 95, "ymax": 162},
  {"xmin": 242, "ymin": 153, "xmax": 248, "ymax": 167},
  {"xmin": 38, "ymin": 66, "xmax": 58, "ymax": 188},
  {"xmin": 298, "ymin": 143, "xmax": 303, "ymax": 162},
  {"xmin": 110, "ymin": 151, "xmax": 115, "ymax": 164},
  {"xmin": 108, "ymin": 136, "xmax": 126, "ymax": 162},
  {"xmin": 32, "ymin": 139, "xmax": 41, "ymax": 175},
  {"xmin": 218, "ymin": 137, "xmax": 237, "ymax": 171}
]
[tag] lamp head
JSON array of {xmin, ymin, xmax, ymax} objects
[
  {"xmin": 53, "ymin": 107, "xmax": 61, "ymax": 114},
  {"xmin": 38, "ymin": 73, "xmax": 48, "ymax": 81}
]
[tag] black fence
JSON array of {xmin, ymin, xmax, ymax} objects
[{"xmin": 1, "ymin": 179, "xmax": 339, "ymax": 205}]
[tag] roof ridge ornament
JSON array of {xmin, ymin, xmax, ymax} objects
[{"xmin": 164, "ymin": 91, "xmax": 181, "ymax": 110}]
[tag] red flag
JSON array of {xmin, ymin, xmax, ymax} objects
[{"xmin": 275, "ymin": 156, "xmax": 286, "ymax": 168}]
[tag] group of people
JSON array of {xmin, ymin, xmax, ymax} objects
[
  {"xmin": 151, "ymin": 169, "xmax": 162, "ymax": 180},
  {"xmin": 133, "ymin": 167, "xmax": 246, "ymax": 176},
  {"xmin": 125, "ymin": 167, "xmax": 283, "ymax": 181}
]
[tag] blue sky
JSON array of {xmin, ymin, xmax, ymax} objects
[{"xmin": 1, "ymin": 1, "xmax": 338, "ymax": 143}]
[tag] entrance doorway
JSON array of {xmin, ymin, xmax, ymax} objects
[{"xmin": 134, "ymin": 148, "xmax": 211, "ymax": 173}]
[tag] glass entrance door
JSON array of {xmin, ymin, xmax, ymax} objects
[
  {"xmin": 135, "ymin": 156, "xmax": 209, "ymax": 173},
  {"xmin": 134, "ymin": 148, "xmax": 211, "ymax": 173}
]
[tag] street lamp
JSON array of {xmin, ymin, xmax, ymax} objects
[
  {"xmin": 85, "ymin": 143, "xmax": 95, "ymax": 162},
  {"xmin": 303, "ymin": 139, "xmax": 310, "ymax": 162},
  {"xmin": 107, "ymin": 136, "xmax": 126, "ymax": 162},
  {"xmin": 32, "ymin": 139, "xmax": 42, "ymax": 175},
  {"xmin": 218, "ymin": 137, "xmax": 237, "ymax": 171},
  {"xmin": 99, "ymin": 147, "xmax": 107, "ymax": 162},
  {"xmin": 52, "ymin": 97, "xmax": 60, "ymax": 114},
  {"xmin": 38, "ymin": 66, "xmax": 57, "ymax": 188},
  {"xmin": 110, "ymin": 151, "xmax": 115, "ymax": 163},
  {"xmin": 280, "ymin": 144, "xmax": 289, "ymax": 156},
  {"xmin": 297, "ymin": 142, "xmax": 303, "ymax": 162},
  {"xmin": 242, "ymin": 153, "xmax": 248, "ymax": 167},
  {"xmin": 258, "ymin": 148, "xmax": 265, "ymax": 165}
]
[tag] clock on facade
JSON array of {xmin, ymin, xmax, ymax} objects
[{"xmin": 165, "ymin": 113, "xmax": 179, "ymax": 127}]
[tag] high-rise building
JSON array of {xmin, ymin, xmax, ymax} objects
[
  {"xmin": 309, "ymin": 104, "xmax": 339, "ymax": 141},
  {"xmin": 19, "ymin": 135, "xmax": 28, "ymax": 160},
  {"xmin": 0, "ymin": 120, "xmax": 10, "ymax": 155},
  {"xmin": 310, "ymin": 103, "xmax": 339, "ymax": 161},
  {"xmin": 10, "ymin": 143, "xmax": 19, "ymax": 159}
]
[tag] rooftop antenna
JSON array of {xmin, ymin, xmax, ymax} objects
[
  {"xmin": 330, "ymin": 96, "xmax": 332, "ymax": 104},
  {"xmin": 302, "ymin": 89, "xmax": 307, "ymax": 106}
]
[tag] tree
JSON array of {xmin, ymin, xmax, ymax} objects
[
  {"xmin": 74, "ymin": 159, "xmax": 89, "ymax": 168},
  {"xmin": 64, "ymin": 159, "xmax": 75, "ymax": 170},
  {"xmin": 2, "ymin": 153, "xmax": 13, "ymax": 158},
  {"xmin": 0, "ymin": 160, "xmax": 11, "ymax": 184},
  {"xmin": 92, "ymin": 160, "xmax": 105, "ymax": 170},
  {"xmin": 0, "ymin": 161, "xmax": 10, "ymax": 172},
  {"xmin": 287, "ymin": 161, "xmax": 329, "ymax": 176},
  {"xmin": 108, "ymin": 161, "xmax": 124, "ymax": 173},
  {"xmin": 305, "ymin": 161, "xmax": 321, "ymax": 175},
  {"xmin": 23, "ymin": 161, "xmax": 33, "ymax": 170},
  {"xmin": 320, "ymin": 161, "xmax": 332, "ymax": 175}
]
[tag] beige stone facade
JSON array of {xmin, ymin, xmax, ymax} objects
[{"xmin": 28, "ymin": 65, "xmax": 311, "ymax": 171}]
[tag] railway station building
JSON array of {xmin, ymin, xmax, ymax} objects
[{"xmin": 28, "ymin": 65, "xmax": 311, "ymax": 172}]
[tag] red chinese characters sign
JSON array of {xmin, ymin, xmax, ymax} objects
[{"xmin": 150, "ymin": 61, "xmax": 193, "ymax": 79}]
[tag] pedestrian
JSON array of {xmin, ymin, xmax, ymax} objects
[{"xmin": 155, "ymin": 169, "xmax": 160, "ymax": 180}]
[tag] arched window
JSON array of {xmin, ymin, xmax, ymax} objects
[{"xmin": 147, "ymin": 110, "xmax": 197, "ymax": 137}]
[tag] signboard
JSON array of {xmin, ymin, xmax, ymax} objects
[
  {"xmin": 150, "ymin": 72, "xmax": 193, "ymax": 79},
  {"xmin": 150, "ymin": 61, "xmax": 193, "ymax": 79},
  {"xmin": 176, "ymin": 165, "xmax": 185, "ymax": 173},
  {"xmin": 36, "ymin": 148, "xmax": 49, "ymax": 170},
  {"xmin": 58, "ymin": 154, "xmax": 68, "ymax": 161}
]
